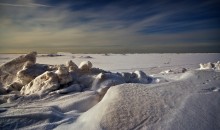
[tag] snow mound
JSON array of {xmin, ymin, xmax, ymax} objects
[{"xmin": 57, "ymin": 70, "xmax": 220, "ymax": 130}]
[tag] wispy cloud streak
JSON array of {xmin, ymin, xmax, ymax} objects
[{"xmin": 0, "ymin": 2, "xmax": 52, "ymax": 8}]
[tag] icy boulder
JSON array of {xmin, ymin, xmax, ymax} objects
[
  {"xmin": 79, "ymin": 61, "xmax": 92, "ymax": 71},
  {"xmin": 120, "ymin": 72, "xmax": 133, "ymax": 83},
  {"xmin": 130, "ymin": 70, "xmax": 152, "ymax": 83},
  {"xmin": 92, "ymin": 73, "xmax": 125, "ymax": 91},
  {"xmin": 66, "ymin": 60, "xmax": 78, "ymax": 72},
  {"xmin": 92, "ymin": 72, "xmax": 125, "ymax": 99},
  {"xmin": 120, "ymin": 71, "xmax": 152, "ymax": 83},
  {"xmin": 0, "ymin": 52, "xmax": 37, "ymax": 87},
  {"xmin": 199, "ymin": 61, "xmax": 220, "ymax": 70},
  {"xmin": 91, "ymin": 71, "xmax": 152, "ymax": 99},
  {"xmin": 199, "ymin": 62, "xmax": 214, "ymax": 70},
  {"xmin": 20, "ymin": 71, "xmax": 59, "ymax": 95},
  {"xmin": 17, "ymin": 63, "xmax": 49, "ymax": 85},
  {"xmin": 55, "ymin": 66, "xmax": 73, "ymax": 85},
  {"xmin": 214, "ymin": 61, "xmax": 220, "ymax": 70}
]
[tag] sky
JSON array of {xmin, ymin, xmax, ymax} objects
[{"xmin": 0, "ymin": 0, "xmax": 219, "ymax": 53}]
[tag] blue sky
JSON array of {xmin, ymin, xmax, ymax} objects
[{"xmin": 0, "ymin": 0, "xmax": 219, "ymax": 53}]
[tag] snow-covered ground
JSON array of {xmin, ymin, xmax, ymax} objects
[
  {"xmin": 0, "ymin": 52, "xmax": 220, "ymax": 130},
  {"xmin": 1, "ymin": 53, "xmax": 220, "ymax": 73}
]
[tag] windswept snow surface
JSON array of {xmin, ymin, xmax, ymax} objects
[
  {"xmin": 57, "ymin": 70, "xmax": 220, "ymax": 130},
  {"xmin": 0, "ymin": 53, "xmax": 220, "ymax": 130},
  {"xmin": 1, "ymin": 53, "xmax": 220, "ymax": 73}
]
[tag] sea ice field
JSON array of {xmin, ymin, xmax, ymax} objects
[{"xmin": 0, "ymin": 52, "xmax": 220, "ymax": 130}]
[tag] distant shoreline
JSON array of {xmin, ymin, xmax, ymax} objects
[{"xmin": 0, "ymin": 52, "xmax": 220, "ymax": 54}]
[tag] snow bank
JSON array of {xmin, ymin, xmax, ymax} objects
[
  {"xmin": 57, "ymin": 70, "xmax": 220, "ymax": 130},
  {"xmin": 0, "ymin": 90, "xmax": 100, "ymax": 130}
]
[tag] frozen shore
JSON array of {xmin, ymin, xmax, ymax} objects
[{"xmin": 0, "ymin": 52, "xmax": 220, "ymax": 130}]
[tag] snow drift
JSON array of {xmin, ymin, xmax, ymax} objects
[{"xmin": 57, "ymin": 70, "xmax": 220, "ymax": 130}]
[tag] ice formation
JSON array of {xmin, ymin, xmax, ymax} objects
[
  {"xmin": 79, "ymin": 61, "xmax": 92, "ymax": 71},
  {"xmin": 55, "ymin": 65, "xmax": 73, "ymax": 85},
  {"xmin": 66, "ymin": 60, "xmax": 78, "ymax": 72},
  {"xmin": 0, "ymin": 53, "xmax": 152, "ymax": 97},
  {"xmin": 199, "ymin": 62, "xmax": 214, "ymax": 70},
  {"xmin": 214, "ymin": 61, "xmax": 220, "ymax": 70},
  {"xmin": 17, "ymin": 63, "xmax": 49, "ymax": 85},
  {"xmin": 199, "ymin": 61, "xmax": 220, "ymax": 70},
  {"xmin": 1, "ymin": 53, "xmax": 218, "ymax": 98},
  {"xmin": 92, "ymin": 73, "xmax": 125, "ymax": 90},
  {"xmin": 131, "ymin": 70, "xmax": 152, "ymax": 83},
  {"xmin": 0, "ymin": 52, "xmax": 37, "ymax": 88},
  {"xmin": 20, "ymin": 71, "xmax": 59, "ymax": 95}
]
